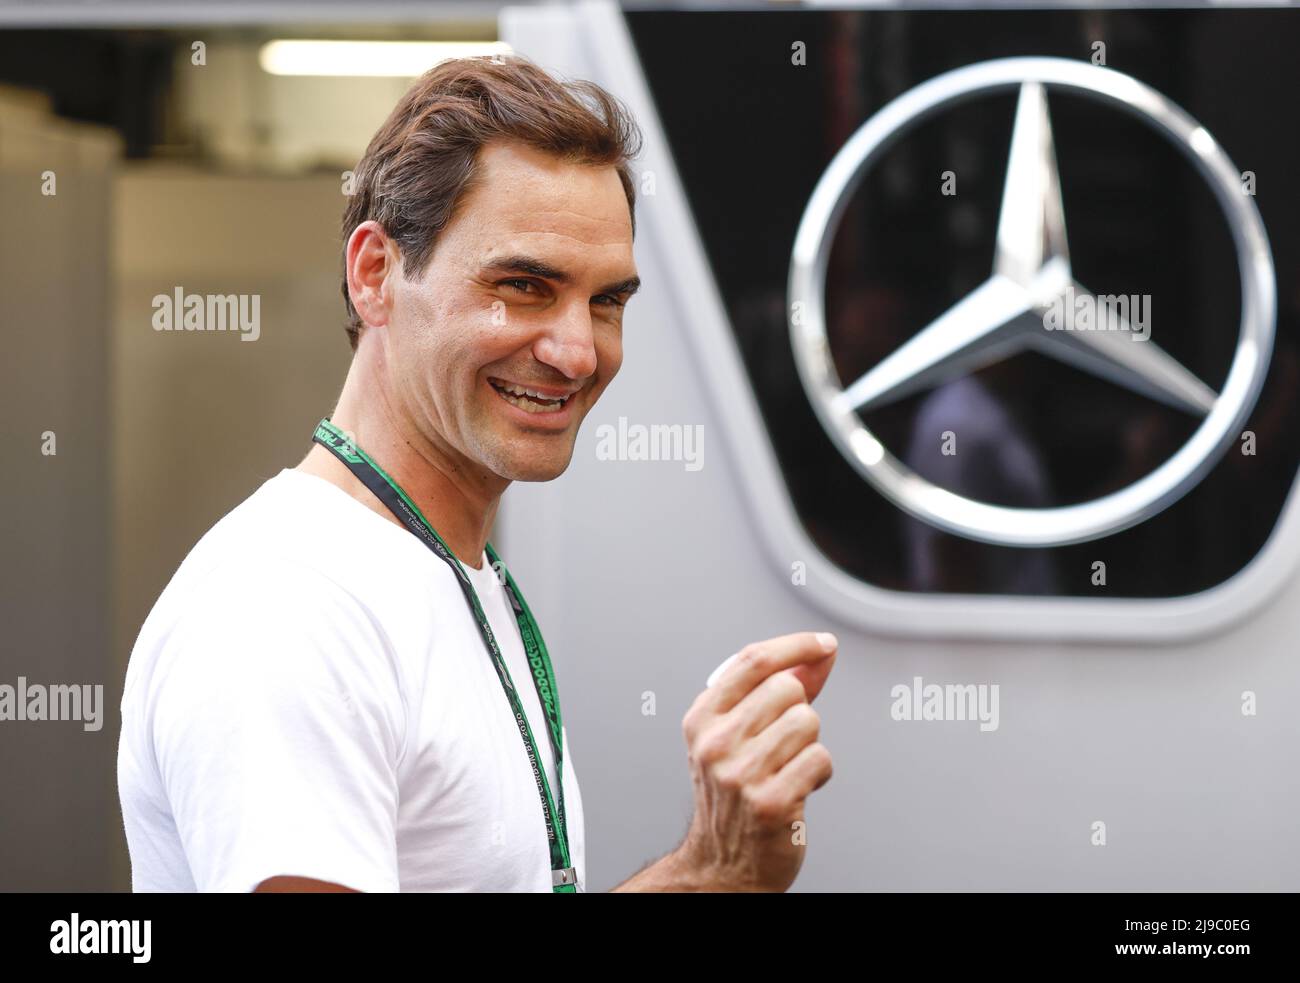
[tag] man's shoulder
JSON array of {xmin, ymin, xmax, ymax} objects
[
  {"xmin": 177, "ymin": 467, "xmax": 427, "ymax": 588},
  {"xmin": 130, "ymin": 468, "xmax": 440, "ymax": 665},
  {"xmin": 121, "ymin": 469, "xmax": 442, "ymax": 721}
]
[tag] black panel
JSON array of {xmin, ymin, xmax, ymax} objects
[{"xmin": 627, "ymin": 6, "xmax": 1300, "ymax": 598}]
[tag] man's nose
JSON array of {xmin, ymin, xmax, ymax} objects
[{"xmin": 534, "ymin": 300, "xmax": 598, "ymax": 381}]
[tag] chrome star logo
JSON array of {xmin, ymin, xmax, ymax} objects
[{"xmin": 788, "ymin": 57, "xmax": 1275, "ymax": 547}]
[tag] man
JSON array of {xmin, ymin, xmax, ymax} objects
[{"xmin": 117, "ymin": 55, "xmax": 836, "ymax": 893}]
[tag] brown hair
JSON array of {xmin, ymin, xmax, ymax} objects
[{"xmin": 339, "ymin": 54, "xmax": 643, "ymax": 350}]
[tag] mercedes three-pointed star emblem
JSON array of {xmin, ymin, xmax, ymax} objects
[{"xmin": 788, "ymin": 57, "xmax": 1275, "ymax": 548}]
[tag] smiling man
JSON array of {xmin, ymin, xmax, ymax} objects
[{"xmin": 117, "ymin": 55, "xmax": 836, "ymax": 893}]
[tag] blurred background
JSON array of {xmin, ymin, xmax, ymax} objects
[
  {"xmin": 3, "ymin": 1, "xmax": 1299, "ymax": 892},
  {"xmin": 0, "ymin": 2, "xmax": 520, "ymax": 892}
]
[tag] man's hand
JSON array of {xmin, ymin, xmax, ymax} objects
[{"xmin": 670, "ymin": 631, "xmax": 837, "ymax": 891}]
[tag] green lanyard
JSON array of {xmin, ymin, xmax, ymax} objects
[{"xmin": 311, "ymin": 419, "xmax": 576, "ymax": 893}]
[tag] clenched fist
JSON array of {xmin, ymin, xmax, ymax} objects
[{"xmin": 674, "ymin": 631, "xmax": 837, "ymax": 892}]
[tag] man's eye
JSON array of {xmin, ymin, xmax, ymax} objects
[
  {"xmin": 593, "ymin": 295, "xmax": 625, "ymax": 308},
  {"xmin": 502, "ymin": 279, "xmax": 535, "ymax": 293}
]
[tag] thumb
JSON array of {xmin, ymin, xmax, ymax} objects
[{"xmin": 789, "ymin": 648, "xmax": 836, "ymax": 703}]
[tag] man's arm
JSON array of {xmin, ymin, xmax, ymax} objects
[
  {"xmin": 253, "ymin": 877, "xmax": 360, "ymax": 893},
  {"xmin": 150, "ymin": 559, "xmax": 405, "ymax": 894},
  {"xmin": 610, "ymin": 849, "xmax": 714, "ymax": 893},
  {"xmin": 610, "ymin": 633, "xmax": 837, "ymax": 893}
]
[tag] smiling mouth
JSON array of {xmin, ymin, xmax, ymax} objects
[{"xmin": 488, "ymin": 377, "xmax": 576, "ymax": 414}]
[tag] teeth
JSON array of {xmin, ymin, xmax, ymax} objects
[
  {"xmin": 499, "ymin": 382, "xmax": 565, "ymax": 401},
  {"xmin": 491, "ymin": 380, "xmax": 567, "ymax": 414}
]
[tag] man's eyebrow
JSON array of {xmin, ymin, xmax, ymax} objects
[
  {"xmin": 483, "ymin": 255, "xmax": 570, "ymax": 283},
  {"xmin": 483, "ymin": 254, "xmax": 640, "ymax": 298},
  {"xmin": 599, "ymin": 276, "xmax": 641, "ymax": 298}
]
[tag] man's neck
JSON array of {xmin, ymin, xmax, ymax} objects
[{"xmin": 296, "ymin": 349, "xmax": 508, "ymax": 571}]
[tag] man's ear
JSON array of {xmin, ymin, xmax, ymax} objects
[{"xmin": 346, "ymin": 220, "xmax": 398, "ymax": 330}]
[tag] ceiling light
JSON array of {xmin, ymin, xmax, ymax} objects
[{"xmin": 259, "ymin": 40, "xmax": 513, "ymax": 78}]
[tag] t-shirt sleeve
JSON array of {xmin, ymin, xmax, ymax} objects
[{"xmin": 146, "ymin": 558, "xmax": 408, "ymax": 893}]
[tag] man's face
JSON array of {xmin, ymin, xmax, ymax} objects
[{"xmin": 385, "ymin": 139, "xmax": 638, "ymax": 483}]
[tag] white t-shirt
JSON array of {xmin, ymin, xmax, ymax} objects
[{"xmin": 116, "ymin": 468, "xmax": 585, "ymax": 892}]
